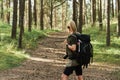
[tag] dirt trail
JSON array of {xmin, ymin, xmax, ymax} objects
[{"xmin": 0, "ymin": 32, "xmax": 120, "ymax": 80}]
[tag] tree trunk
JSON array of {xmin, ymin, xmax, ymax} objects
[
  {"xmin": 1, "ymin": 0, "xmax": 4, "ymax": 20},
  {"xmin": 78, "ymin": 0, "xmax": 83, "ymax": 33},
  {"xmin": 117, "ymin": 0, "xmax": 120, "ymax": 36},
  {"xmin": 40, "ymin": 0, "xmax": 44, "ymax": 30},
  {"xmin": 111, "ymin": 0, "xmax": 114, "ymax": 18},
  {"xmin": 62, "ymin": 0, "xmax": 66, "ymax": 30},
  {"xmin": 115, "ymin": 0, "xmax": 118, "ymax": 17},
  {"xmin": 33, "ymin": 0, "xmax": 37, "ymax": 26},
  {"xmin": 11, "ymin": 0, "xmax": 18, "ymax": 39},
  {"xmin": 28, "ymin": 0, "xmax": 32, "ymax": 32},
  {"xmin": 99, "ymin": 0, "xmax": 103, "ymax": 30},
  {"xmin": 50, "ymin": 0, "xmax": 53, "ymax": 29},
  {"xmin": 106, "ymin": 0, "xmax": 110, "ymax": 46},
  {"xmin": 65, "ymin": 1, "xmax": 68, "ymax": 27},
  {"xmin": 18, "ymin": 0, "xmax": 25, "ymax": 48},
  {"xmin": 73, "ymin": 0, "xmax": 77, "ymax": 27},
  {"xmin": 83, "ymin": 0, "xmax": 86, "ymax": 25},
  {"xmin": 6, "ymin": 0, "xmax": 10, "ymax": 24},
  {"xmin": 103, "ymin": 0, "xmax": 106, "ymax": 19},
  {"xmin": 91, "ymin": 0, "xmax": 96, "ymax": 26},
  {"xmin": 54, "ymin": 7, "xmax": 57, "ymax": 29}
]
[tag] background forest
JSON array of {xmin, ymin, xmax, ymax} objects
[{"xmin": 0, "ymin": 0, "xmax": 120, "ymax": 79}]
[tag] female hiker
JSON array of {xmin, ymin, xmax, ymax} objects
[{"xmin": 61, "ymin": 20, "xmax": 83, "ymax": 80}]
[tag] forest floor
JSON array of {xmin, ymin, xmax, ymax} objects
[{"xmin": 0, "ymin": 32, "xmax": 120, "ymax": 80}]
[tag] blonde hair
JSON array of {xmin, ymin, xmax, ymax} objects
[{"xmin": 68, "ymin": 20, "xmax": 77, "ymax": 33}]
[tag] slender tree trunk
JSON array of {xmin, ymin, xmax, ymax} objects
[
  {"xmin": 115, "ymin": 0, "xmax": 118, "ymax": 17},
  {"xmin": 111, "ymin": 0, "xmax": 114, "ymax": 18},
  {"xmin": 11, "ymin": 0, "xmax": 18, "ymax": 39},
  {"xmin": 78, "ymin": 0, "xmax": 83, "ymax": 33},
  {"xmin": 1, "ymin": 0, "xmax": 4, "ymax": 20},
  {"xmin": 24, "ymin": 1, "xmax": 28, "ymax": 27},
  {"xmin": 103, "ymin": 0, "xmax": 106, "ymax": 19},
  {"xmin": 106, "ymin": 0, "xmax": 110, "ymax": 46},
  {"xmin": 91, "ymin": 0, "xmax": 96, "ymax": 26},
  {"xmin": 54, "ymin": 7, "xmax": 57, "ymax": 29},
  {"xmin": 40, "ymin": 0, "xmax": 44, "ymax": 30},
  {"xmin": 99, "ymin": 0, "xmax": 103, "ymax": 30},
  {"xmin": 6, "ymin": 0, "xmax": 10, "ymax": 24},
  {"xmin": 62, "ymin": 0, "xmax": 66, "ymax": 30},
  {"xmin": 73, "ymin": 0, "xmax": 77, "ymax": 27},
  {"xmin": 83, "ymin": 0, "xmax": 86, "ymax": 25},
  {"xmin": 50, "ymin": 0, "xmax": 53, "ymax": 29},
  {"xmin": 18, "ymin": 0, "xmax": 25, "ymax": 48},
  {"xmin": 33, "ymin": 0, "xmax": 37, "ymax": 26},
  {"xmin": 19, "ymin": 0, "xmax": 25, "ymax": 32},
  {"xmin": 65, "ymin": 1, "xmax": 68, "ymax": 27},
  {"xmin": 28, "ymin": 0, "xmax": 32, "ymax": 32},
  {"xmin": 118, "ymin": 0, "xmax": 120, "ymax": 36}
]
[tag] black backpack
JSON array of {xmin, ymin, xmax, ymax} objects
[{"xmin": 73, "ymin": 33, "xmax": 93, "ymax": 68}]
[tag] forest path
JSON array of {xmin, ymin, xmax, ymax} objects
[{"xmin": 0, "ymin": 32, "xmax": 120, "ymax": 80}]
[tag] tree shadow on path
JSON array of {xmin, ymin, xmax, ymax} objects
[{"xmin": 0, "ymin": 32, "xmax": 120, "ymax": 80}]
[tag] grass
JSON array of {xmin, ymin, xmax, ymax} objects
[
  {"xmin": 23, "ymin": 29, "xmax": 59, "ymax": 49},
  {"xmin": 0, "ymin": 21, "xmax": 59, "ymax": 70},
  {"xmin": 0, "ymin": 51, "xmax": 26, "ymax": 70},
  {"xmin": 0, "ymin": 20, "xmax": 120, "ymax": 70},
  {"xmin": 111, "ymin": 70, "xmax": 120, "ymax": 80},
  {"xmin": 83, "ymin": 23, "xmax": 120, "ymax": 66}
]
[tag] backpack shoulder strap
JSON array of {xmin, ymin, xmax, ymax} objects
[{"xmin": 71, "ymin": 32, "xmax": 80, "ymax": 38}]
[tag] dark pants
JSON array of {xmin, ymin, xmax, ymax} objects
[{"xmin": 63, "ymin": 65, "xmax": 82, "ymax": 76}]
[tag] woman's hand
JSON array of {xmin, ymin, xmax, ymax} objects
[{"xmin": 64, "ymin": 39, "xmax": 67, "ymax": 45}]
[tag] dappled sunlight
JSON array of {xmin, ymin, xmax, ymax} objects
[
  {"xmin": 42, "ymin": 47, "xmax": 65, "ymax": 54},
  {"xmin": 47, "ymin": 32, "xmax": 67, "ymax": 39},
  {"xmin": 113, "ymin": 37, "xmax": 120, "ymax": 41},
  {"xmin": 91, "ymin": 62, "xmax": 120, "ymax": 71},
  {"xmin": 28, "ymin": 56, "xmax": 66, "ymax": 64},
  {"xmin": 91, "ymin": 40, "xmax": 104, "ymax": 45},
  {"xmin": 52, "ymin": 63, "xmax": 66, "ymax": 67},
  {"xmin": 106, "ymin": 49, "xmax": 120, "ymax": 55}
]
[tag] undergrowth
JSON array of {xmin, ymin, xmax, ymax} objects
[
  {"xmin": 83, "ymin": 23, "xmax": 120, "ymax": 66},
  {"xmin": 0, "ymin": 21, "xmax": 59, "ymax": 70}
]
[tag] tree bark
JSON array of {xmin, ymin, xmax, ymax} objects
[
  {"xmin": 117, "ymin": 0, "xmax": 120, "ymax": 36},
  {"xmin": 78, "ymin": 0, "xmax": 83, "ymax": 33},
  {"xmin": 6, "ymin": 0, "xmax": 10, "ymax": 24},
  {"xmin": 18, "ymin": 0, "xmax": 25, "ymax": 48},
  {"xmin": 62, "ymin": 0, "xmax": 66, "ymax": 30},
  {"xmin": 83, "ymin": 0, "xmax": 86, "ymax": 25},
  {"xmin": 1, "ymin": 0, "xmax": 4, "ymax": 20},
  {"xmin": 33, "ymin": 0, "xmax": 37, "ymax": 26},
  {"xmin": 115, "ymin": 0, "xmax": 118, "ymax": 17},
  {"xmin": 28, "ymin": 0, "xmax": 32, "ymax": 32},
  {"xmin": 11, "ymin": 0, "xmax": 18, "ymax": 39},
  {"xmin": 99, "ymin": 0, "xmax": 103, "ymax": 30},
  {"xmin": 50, "ymin": 0, "xmax": 53, "ymax": 29},
  {"xmin": 40, "ymin": 0, "xmax": 44, "ymax": 30},
  {"xmin": 54, "ymin": 7, "xmax": 57, "ymax": 29},
  {"xmin": 106, "ymin": 0, "xmax": 110, "ymax": 46},
  {"xmin": 91, "ymin": 0, "xmax": 96, "ymax": 26},
  {"xmin": 73, "ymin": 0, "xmax": 77, "ymax": 27},
  {"xmin": 103, "ymin": 0, "xmax": 106, "ymax": 19},
  {"xmin": 111, "ymin": 0, "xmax": 114, "ymax": 18}
]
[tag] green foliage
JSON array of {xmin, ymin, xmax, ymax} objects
[
  {"xmin": 111, "ymin": 70, "xmax": 120, "ymax": 80},
  {"xmin": 23, "ymin": 29, "xmax": 47, "ymax": 49},
  {"xmin": 0, "ymin": 52, "xmax": 26, "ymax": 70},
  {"xmin": 0, "ymin": 21, "xmax": 28, "ymax": 70},
  {"xmin": 0, "ymin": 21, "xmax": 60, "ymax": 70},
  {"xmin": 83, "ymin": 23, "xmax": 120, "ymax": 66},
  {"xmin": 23, "ymin": 29, "xmax": 59, "ymax": 49}
]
